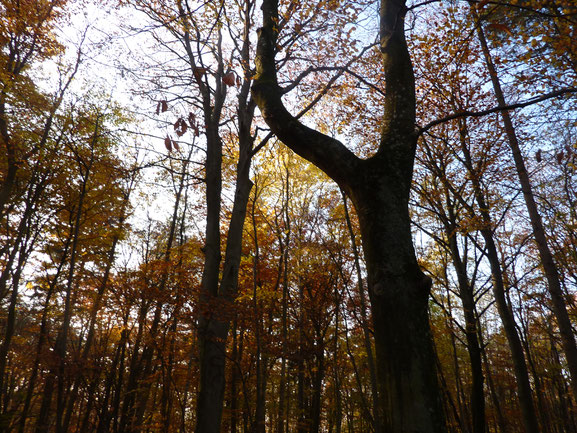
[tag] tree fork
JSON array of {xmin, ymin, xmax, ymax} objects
[{"xmin": 253, "ymin": 0, "xmax": 446, "ymax": 430}]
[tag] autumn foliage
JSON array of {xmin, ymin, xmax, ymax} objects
[{"xmin": 0, "ymin": 0, "xmax": 577, "ymax": 432}]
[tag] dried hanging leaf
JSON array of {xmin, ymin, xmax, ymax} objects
[
  {"xmin": 188, "ymin": 112, "xmax": 196, "ymax": 127},
  {"xmin": 173, "ymin": 140, "xmax": 180, "ymax": 151},
  {"xmin": 223, "ymin": 71, "xmax": 236, "ymax": 86},
  {"xmin": 557, "ymin": 151, "xmax": 564, "ymax": 164},
  {"xmin": 194, "ymin": 67, "xmax": 207, "ymax": 81},
  {"xmin": 164, "ymin": 135, "xmax": 172, "ymax": 152},
  {"xmin": 174, "ymin": 118, "xmax": 188, "ymax": 137},
  {"xmin": 488, "ymin": 23, "xmax": 513, "ymax": 35},
  {"xmin": 193, "ymin": 125, "xmax": 200, "ymax": 137},
  {"xmin": 536, "ymin": 149, "xmax": 542, "ymax": 162}
]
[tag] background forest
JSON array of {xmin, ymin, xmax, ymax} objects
[{"xmin": 1, "ymin": 0, "xmax": 576, "ymax": 432}]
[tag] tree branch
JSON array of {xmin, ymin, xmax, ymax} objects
[
  {"xmin": 419, "ymin": 87, "xmax": 577, "ymax": 134},
  {"xmin": 251, "ymin": 0, "xmax": 361, "ymax": 187}
]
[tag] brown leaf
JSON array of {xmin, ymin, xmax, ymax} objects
[
  {"xmin": 173, "ymin": 140, "xmax": 180, "ymax": 151},
  {"xmin": 223, "ymin": 71, "xmax": 236, "ymax": 86},
  {"xmin": 536, "ymin": 149, "xmax": 542, "ymax": 162},
  {"xmin": 194, "ymin": 67, "xmax": 207, "ymax": 81},
  {"xmin": 557, "ymin": 151, "xmax": 564, "ymax": 164},
  {"xmin": 164, "ymin": 136, "xmax": 172, "ymax": 152},
  {"xmin": 188, "ymin": 112, "xmax": 196, "ymax": 127},
  {"xmin": 488, "ymin": 23, "xmax": 513, "ymax": 36},
  {"xmin": 174, "ymin": 118, "xmax": 188, "ymax": 137}
]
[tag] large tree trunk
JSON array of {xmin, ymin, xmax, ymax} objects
[
  {"xmin": 351, "ymin": 180, "xmax": 444, "ymax": 431},
  {"xmin": 252, "ymin": 0, "xmax": 446, "ymax": 430},
  {"xmin": 194, "ymin": 126, "xmax": 254, "ymax": 433}
]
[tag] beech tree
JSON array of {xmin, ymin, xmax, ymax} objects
[
  {"xmin": 252, "ymin": 0, "xmax": 446, "ymax": 430},
  {"xmin": 3, "ymin": 1, "xmax": 577, "ymax": 432}
]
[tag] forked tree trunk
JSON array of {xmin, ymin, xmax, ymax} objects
[{"xmin": 253, "ymin": 0, "xmax": 446, "ymax": 430}]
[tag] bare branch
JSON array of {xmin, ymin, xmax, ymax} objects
[{"xmin": 419, "ymin": 87, "xmax": 577, "ymax": 134}]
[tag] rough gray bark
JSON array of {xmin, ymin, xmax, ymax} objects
[{"xmin": 252, "ymin": 0, "xmax": 446, "ymax": 430}]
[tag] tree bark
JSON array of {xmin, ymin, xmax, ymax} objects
[
  {"xmin": 445, "ymin": 229, "xmax": 485, "ymax": 433},
  {"xmin": 194, "ymin": 98, "xmax": 255, "ymax": 433},
  {"xmin": 253, "ymin": 0, "xmax": 446, "ymax": 430}
]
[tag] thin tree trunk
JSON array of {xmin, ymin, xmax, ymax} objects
[
  {"xmin": 332, "ymin": 285, "xmax": 343, "ymax": 433},
  {"xmin": 18, "ymin": 255, "xmax": 65, "ymax": 433},
  {"xmin": 229, "ymin": 320, "xmax": 239, "ymax": 433},
  {"xmin": 250, "ymin": 182, "xmax": 266, "ymax": 433},
  {"xmin": 62, "ymin": 194, "xmax": 131, "ymax": 432},
  {"xmin": 276, "ymin": 162, "xmax": 291, "ymax": 433},
  {"xmin": 475, "ymin": 9, "xmax": 577, "ymax": 405},
  {"xmin": 444, "ymin": 197, "xmax": 485, "ymax": 433},
  {"xmin": 472, "ymin": 184, "xmax": 540, "ymax": 433},
  {"xmin": 29, "ymin": 238, "xmax": 72, "ymax": 433},
  {"xmin": 297, "ymin": 281, "xmax": 308, "ymax": 433},
  {"xmin": 310, "ymin": 333, "xmax": 324, "ymax": 433},
  {"xmin": 476, "ymin": 307, "xmax": 508, "ymax": 433},
  {"xmin": 96, "ymin": 327, "xmax": 128, "ymax": 433},
  {"xmin": 55, "ymin": 122, "xmax": 97, "ymax": 433}
]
